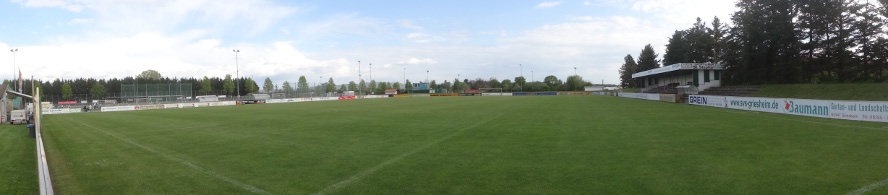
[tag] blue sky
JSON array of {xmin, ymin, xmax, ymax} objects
[{"xmin": 0, "ymin": 0, "xmax": 736, "ymax": 86}]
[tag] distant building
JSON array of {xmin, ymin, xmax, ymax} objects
[
  {"xmin": 384, "ymin": 89, "xmax": 398, "ymax": 95},
  {"xmin": 585, "ymin": 85, "xmax": 620, "ymax": 92},
  {"xmin": 411, "ymin": 82, "xmax": 429, "ymax": 90}
]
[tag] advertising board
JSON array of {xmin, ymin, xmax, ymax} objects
[
  {"xmin": 101, "ymin": 106, "xmax": 136, "ymax": 112},
  {"xmin": 688, "ymin": 95, "xmax": 888, "ymax": 123},
  {"xmin": 618, "ymin": 93, "xmax": 660, "ymax": 101}
]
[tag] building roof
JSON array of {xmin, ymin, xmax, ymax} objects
[{"xmin": 632, "ymin": 63, "xmax": 724, "ymax": 78}]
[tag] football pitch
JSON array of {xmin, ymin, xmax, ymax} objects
[{"xmin": 40, "ymin": 95, "xmax": 888, "ymax": 194}]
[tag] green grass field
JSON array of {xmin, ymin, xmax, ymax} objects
[
  {"xmin": 754, "ymin": 83, "xmax": 888, "ymax": 101},
  {"xmin": 0, "ymin": 124, "xmax": 37, "ymax": 195},
  {"xmin": 35, "ymin": 96, "xmax": 888, "ymax": 194}
]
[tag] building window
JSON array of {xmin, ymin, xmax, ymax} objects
[
  {"xmin": 714, "ymin": 70, "xmax": 721, "ymax": 80},
  {"xmin": 704, "ymin": 70, "xmax": 710, "ymax": 82}
]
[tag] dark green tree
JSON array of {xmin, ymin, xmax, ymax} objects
[
  {"xmin": 359, "ymin": 80, "xmax": 367, "ymax": 93},
  {"xmin": 724, "ymin": 0, "xmax": 800, "ymax": 84},
  {"xmin": 663, "ymin": 30, "xmax": 688, "ymax": 65},
  {"xmin": 543, "ymin": 75, "xmax": 562, "ymax": 90},
  {"xmin": 637, "ymin": 44, "xmax": 660, "ymax": 71},
  {"xmin": 137, "ymin": 69, "xmax": 162, "ymax": 80},
  {"xmin": 282, "ymin": 81, "xmax": 293, "ymax": 97},
  {"xmin": 61, "ymin": 82, "xmax": 73, "ymax": 100},
  {"xmin": 348, "ymin": 81, "xmax": 357, "ymax": 92},
  {"xmin": 90, "ymin": 82, "xmax": 106, "ymax": 99},
  {"xmin": 263, "ymin": 77, "xmax": 274, "ymax": 93},
  {"xmin": 297, "ymin": 76, "xmax": 309, "ymax": 94},
  {"xmin": 513, "ymin": 76, "xmax": 526, "ymax": 91},
  {"xmin": 564, "ymin": 75, "xmax": 585, "ymax": 91},
  {"xmin": 619, "ymin": 54, "xmax": 639, "ymax": 88},
  {"xmin": 223, "ymin": 74, "xmax": 235, "ymax": 95},
  {"xmin": 200, "ymin": 76, "xmax": 212, "ymax": 95},
  {"xmin": 244, "ymin": 78, "xmax": 258, "ymax": 93},
  {"xmin": 501, "ymin": 79, "xmax": 512, "ymax": 92},
  {"xmin": 710, "ymin": 16, "xmax": 727, "ymax": 64},
  {"xmin": 686, "ymin": 17, "xmax": 713, "ymax": 63},
  {"xmin": 326, "ymin": 78, "xmax": 336, "ymax": 93}
]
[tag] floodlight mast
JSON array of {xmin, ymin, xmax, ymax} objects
[
  {"xmin": 358, "ymin": 60, "xmax": 361, "ymax": 97},
  {"xmin": 10, "ymin": 48, "xmax": 18, "ymax": 92},
  {"xmin": 233, "ymin": 49, "xmax": 240, "ymax": 100}
]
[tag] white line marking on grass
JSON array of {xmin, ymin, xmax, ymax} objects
[
  {"xmin": 66, "ymin": 119, "xmax": 269, "ymax": 194},
  {"xmin": 312, "ymin": 114, "xmax": 505, "ymax": 195},
  {"xmin": 847, "ymin": 177, "xmax": 888, "ymax": 195}
]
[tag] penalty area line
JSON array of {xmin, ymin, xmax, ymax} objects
[
  {"xmin": 847, "ymin": 177, "xmax": 888, "ymax": 195},
  {"xmin": 312, "ymin": 114, "xmax": 505, "ymax": 195},
  {"xmin": 66, "ymin": 119, "xmax": 269, "ymax": 194}
]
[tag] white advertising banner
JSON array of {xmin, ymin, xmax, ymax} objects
[
  {"xmin": 314, "ymin": 97, "xmax": 338, "ymax": 101},
  {"xmin": 363, "ymin": 95, "xmax": 388, "ymax": 99},
  {"xmin": 689, "ymin": 95, "xmax": 888, "ymax": 123},
  {"xmin": 482, "ymin": 93, "xmax": 512, "ymax": 96},
  {"xmin": 101, "ymin": 106, "xmax": 136, "ymax": 112},
  {"xmin": 265, "ymin": 99, "xmax": 285, "ymax": 103},
  {"xmin": 618, "ymin": 93, "xmax": 660, "ymax": 101},
  {"xmin": 42, "ymin": 108, "xmax": 81, "ymax": 115}
]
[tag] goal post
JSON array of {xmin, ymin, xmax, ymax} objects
[{"xmin": 479, "ymin": 88, "xmax": 504, "ymax": 96}]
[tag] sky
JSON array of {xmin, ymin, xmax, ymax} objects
[{"xmin": 0, "ymin": 0, "xmax": 736, "ymax": 87}]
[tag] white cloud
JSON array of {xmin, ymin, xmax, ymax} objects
[
  {"xmin": 629, "ymin": 0, "xmax": 735, "ymax": 26},
  {"xmin": 13, "ymin": 0, "xmax": 84, "ymax": 12},
  {"xmin": 303, "ymin": 14, "xmax": 390, "ymax": 36},
  {"xmin": 406, "ymin": 33, "xmax": 447, "ymax": 44},
  {"xmin": 4, "ymin": 0, "xmax": 739, "ymax": 86},
  {"xmin": 536, "ymin": 1, "xmax": 562, "ymax": 8},
  {"xmin": 38, "ymin": 0, "xmax": 300, "ymax": 36},
  {"xmin": 398, "ymin": 20, "xmax": 425, "ymax": 31},
  {"xmin": 568, "ymin": 16, "xmax": 595, "ymax": 21},
  {"xmin": 68, "ymin": 18, "xmax": 90, "ymax": 24},
  {"xmin": 399, "ymin": 58, "xmax": 438, "ymax": 65}
]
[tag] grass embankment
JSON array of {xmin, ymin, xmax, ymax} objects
[
  {"xmin": 39, "ymin": 96, "xmax": 888, "ymax": 194},
  {"xmin": 0, "ymin": 125, "xmax": 37, "ymax": 195},
  {"xmin": 752, "ymin": 83, "xmax": 888, "ymax": 101}
]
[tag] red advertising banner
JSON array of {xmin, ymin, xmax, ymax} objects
[
  {"xmin": 58, "ymin": 101, "xmax": 77, "ymax": 105},
  {"xmin": 338, "ymin": 96, "xmax": 356, "ymax": 100}
]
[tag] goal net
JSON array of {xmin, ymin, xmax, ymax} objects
[{"xmin": 479, "ymin": 88, "xmax": 505, "ymax": 96}]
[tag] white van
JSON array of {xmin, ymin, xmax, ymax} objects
[{"xmin": 10, "ymin": 110, "xmax": 28, "ymax": 124}]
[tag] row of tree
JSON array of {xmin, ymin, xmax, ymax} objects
[
  {"xmin": 619, "ymin": 0, "xmax": 888, "ymax": 87},
  {"xmin": 7, "ymin": 70, "xmax": 593, "ymax": 101}
]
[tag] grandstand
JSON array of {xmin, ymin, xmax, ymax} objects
[{"xmin": 632, "ymin": 63, "xmax": 723, "ymax": 94}]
